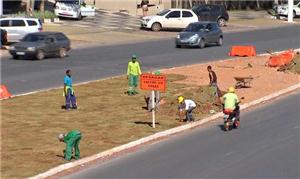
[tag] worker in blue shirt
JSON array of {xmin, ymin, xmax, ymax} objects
[{"xmin": 64, "ymin": 69, "xmax": 77, "ymax": 110}]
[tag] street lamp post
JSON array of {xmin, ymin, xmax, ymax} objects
[
  {"xmin": 0, "ymin": 0, "xmax": 3, "ymax": 16},
  {"xmin": 288, "ymin": 0, "xmax": 293, "ymax": 22}
]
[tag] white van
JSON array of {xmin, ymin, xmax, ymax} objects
[
  {"xmin": 54, "ymin": 0, "xmax": 96, "ymax": 20},
  {"xmin": 0, "ymin": 17, "xmax": 42, "ymax": 42}
]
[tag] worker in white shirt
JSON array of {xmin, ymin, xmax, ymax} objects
[{"xmin": 177, "ymin": 96, "xmax": 197, "ymax": 122}]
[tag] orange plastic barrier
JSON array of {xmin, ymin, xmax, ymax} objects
[
  {"xmin": 267, "ymin": 49, "xmax": 295, "ymax": 67},
  {"xmin": 229, "ymin": 46, "xmax": 256, "ymax": 57},
  {"xmin": 0, "ymin": 85, "xmax": 12, "ymax": 99}
]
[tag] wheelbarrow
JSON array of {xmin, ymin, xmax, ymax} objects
[{"xmin": 234, "ymin": 76, "xmax": 254, "ymax": 88}]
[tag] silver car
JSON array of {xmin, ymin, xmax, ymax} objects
[
  {"xmin": 175, "ymin": 22, "xmax": 223, "ymax": 48},
  {"xmin": 0, "ymin": 17, "xmax": 42, "ymax": 42}
]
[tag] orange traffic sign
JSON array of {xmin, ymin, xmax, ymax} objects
[{"xmin": 140, "ymin": 73, "xmax": 166, "ymax": 92}]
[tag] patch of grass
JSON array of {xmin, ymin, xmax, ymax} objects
[{"xmin": 1, "ymin": 74, "xmax": 221, "ymax": 178}]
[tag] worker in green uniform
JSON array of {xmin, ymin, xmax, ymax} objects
[
  {"xmin": 127, "ymin": 54, "xmax": 142, "ymax": 95},
  {"xmin": 58, "ymin": 130, "xmax": 82, "ymax": 161}
]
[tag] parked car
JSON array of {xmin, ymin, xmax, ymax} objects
[
  {"xmin": 9, "ymin": 32, "xmax": 71, "ymax": 60},
  {"xmin": 54, "ymin": 0, "xmax": 96, "ymax": 20},
  {"xmin": 275, "ymin": 1, "xmax": 300, "ymax": 18},
  {"xmin": 175, "ymin": 21, "xmax": 223, "ymax": 48},
  {"xmin": 0, "ymin": 17, "xmax": 42, "ymax": 42},
  {"xmin": 192, "ymin": 4, "xmax": 229, "ymax": 27},
  {"xmin": 1, "ymin": 28, "xmax": 8, "ymax": 46},
  {"xmin": 141, "ymin": 8, "xmax": 199, "ymax": 31}
]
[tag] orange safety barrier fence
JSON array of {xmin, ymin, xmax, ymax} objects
[
  {"xmin": 229, "ymin": 46, "xmax": 256, "ymax": 57},
  {"xmin": 0, "ymin": 85, "xmax": 12, "ymax": 99},
  {"xmin": 267, "ymin": 49, "xmax": 295, "ymax": 67}
]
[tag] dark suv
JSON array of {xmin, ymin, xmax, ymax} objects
[{"xmin": 192, "ymin": 4, "xmax": 229, "ymax": 27}]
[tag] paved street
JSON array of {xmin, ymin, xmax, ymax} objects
[
  {"xmin": 54, "ymin": 10, "xmax": 140, "ymax": 30},
  {"xmin": 64, "ymin": 92, "xmax": 300, "ymax": 179},
  {"xmin": 1, "ymin": 25, "xmax": 300, "ymax": 95}
]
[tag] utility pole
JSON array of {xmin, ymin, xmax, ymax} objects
[{"xmin": 287, "ymin": 0, "xmax": 293, "ymax": 22}]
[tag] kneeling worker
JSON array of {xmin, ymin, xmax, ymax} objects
[
  {"xmin": 58, "ymin": 130, "xmax": 82, "ymax": 161},
  {"xmin": 177, "ymin": 96, "xmax": 197, "ymax": 122}
]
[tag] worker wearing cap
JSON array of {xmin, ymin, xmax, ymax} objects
[
  {"xmin": 64, "ymin": 69, "xmax": 77, "ymax": 110},
  {"xmin": 127, "ymin": 55, "xmax": 142, "ymax": 95},
  {"xmin": 177, "ymin": 96, "xmax": 197, "ymax": 122},
  {"xmin": 58, "ymin": 130, "xmax": 82, "ymax": 161},
  {"xmin": 222, "ymin": 87, "xmax": 240, "ymax": 123}
]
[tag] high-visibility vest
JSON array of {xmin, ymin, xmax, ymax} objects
[{"xmin": 63, "ymin": 86, "xmax": 74, "ymax": 96}]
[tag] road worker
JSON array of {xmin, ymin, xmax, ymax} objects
[
  {"xmin": 177, "ymin": 96, "xmax": 197, "ymax": 122},
  {"xmin": 64, "ymin": 69, "xmax": 77, "ymax": 110},
  {"xmin": 127, "ymin": 55, "xmax": 142, "ymax": 95},
  {"xmin": 221, "ymin": 87, "xmax": 240, "ymax": 125},
  {"xmin": 58, "ymin": 130, "xmax": 82, "ymax": 161}
]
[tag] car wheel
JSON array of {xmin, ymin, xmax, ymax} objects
[
  {"xmin": 77, "ymin": 13, "xmax": 82, "ymax": 20},
  {"xmin": 293, "ymin": 11, "xmax": 296, "ymax": 18},
  {"xmin": 217, "ymin": 37, "xmax": 223, "ymax": 46},
  {"xmin": 176, "ymin": 45, "xmax": 181, "ymax": 48},
  {"xmin": 151, "ymin": 23, "xmax": 162, "ymax": 32},
  {"xmin": 217, "ymin": 17, "xmax": 226, "ymax": 27},
  {"xmin": 12, "ymin": 55, "xmax": 18, "ymax": 59},
  {"xmin": 58, "ymin": 48, "xmax": 67, "ymax": 58},
  {"xmin": 36, "ymin": 50, "xmax": 45, "ymax": 60},
  {"xmin": 198, "ymin": 38, "xmax": 205, "ymax": 49}
]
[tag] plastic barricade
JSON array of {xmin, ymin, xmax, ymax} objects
[
  {"xmin": 229, "ymin": 46, "xmax": 256, "ymax": 57},
  {"xmin": 0, "ymin": 85, "xmax": 12, "ymax": 99},
  {"xmin": 267, "ymin": 49, "xmax": 295, "ymax": 67}
]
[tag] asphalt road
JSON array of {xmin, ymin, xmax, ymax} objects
[
  {"xmin": 64, "ymin": 92, "xmax": 300, "ymax": 179},
  {"xmin": 1, "ymin": 25, "xmax": 300, "ymax": 95}
]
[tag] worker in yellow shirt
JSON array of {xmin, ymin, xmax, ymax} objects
[
  {"xmin": 222, "ymin": 87, "xmax": 240, "ymax": 126},
  {"xmin": 127, "ymin": 55, "xmax": 142, "ymax": 95}
]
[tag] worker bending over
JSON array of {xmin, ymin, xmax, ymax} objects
[
  {"xmin": 58, "ymin": 130, "xmax": 82, "ymax": 161},
  {"xmin": 177, "ymin": 96, "xmax": 197, "ymax": 122}
]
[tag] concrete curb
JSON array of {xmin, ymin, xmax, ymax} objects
[{"xmin": 29, "ymin": 82, "xmax": 300, "ymax": 179}]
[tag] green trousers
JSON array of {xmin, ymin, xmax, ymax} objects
[
  {"xmin": 128, "ymin": 74, "xmax": 138, "ymax": 94},
  {"xmin": 65, "ymin": 133, "xmax": 81, "ymax": 161}
]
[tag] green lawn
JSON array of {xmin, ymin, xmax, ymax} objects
[{"xmin": 1, "ymin": 74, "xmax": 221, "ymax": 178}]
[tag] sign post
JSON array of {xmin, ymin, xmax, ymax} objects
[{"xmin": 140, "ymin": 73, "xmax": 167, "ymax": 128}]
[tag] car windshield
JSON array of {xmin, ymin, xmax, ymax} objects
[
  {"xmin": 157, "ymin": 9, "xmax": 171, "ymax": 16},
  {"xmin": 57, "ymin": 0, "xmax": 79, "ymax": 4},
  {"xmin": 184, "ymin": 24, "xmax": 207, "ymax": 32},
  {"xmin": 22, "ymin": 34, "xmax": 46, "ymax": 42}
]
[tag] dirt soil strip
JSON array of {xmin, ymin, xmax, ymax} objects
[{"xmin": 29, "ymin": 82, "xmax": 300, "ymax": 179}]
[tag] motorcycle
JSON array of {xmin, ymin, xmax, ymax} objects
[{"xmin": 223, "ymin": 110, "xmax": 240, "ymax": 131}]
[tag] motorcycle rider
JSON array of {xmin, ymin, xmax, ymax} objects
[{"xmin": 221, "ymin": 87, "xmax": 240, "ymax": 126}]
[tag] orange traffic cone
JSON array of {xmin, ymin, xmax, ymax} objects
[{"xmin": 0, "ymin": 85, "xmax": 12, "ymax": 99}]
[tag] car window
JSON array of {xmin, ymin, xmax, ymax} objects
[
  {"xmin": 184, "ymin": 24, "xmax": 206, "ymax": 32},
  {"xmin": 55, "ymin": 33, "xmax": 68, "ymax": 41},
  {"xmin": 157, "ymin": 9, "xmax": 171, "ymax": 16},
  {"xmin": 182, "ymin": 11, "xmax": 193, "ymax": 18},
  {"xmin": 210, "ymin": 5, "xmax": 220, "ymax": 11},
  {"xmin": 27, "ymin": 20, "xmax": 38, "ymax": 26},
  {"xmin": 23, "ymin": 34, "xmax": 46, "ymax": 42},
  {"xmin": 11, "ymin": 20, "xmax": 26, "ymax": 27},
  {"xmin": 0, "ymin": 20, "xmax": 10, "ymax": 27},
  {"xmin": 166, "ymin": 11, "xmax": 180, "ymax": 18}
]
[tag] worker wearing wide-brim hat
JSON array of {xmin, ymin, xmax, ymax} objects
[{"xmin": 127, "ymin": 54, "xmax": 142, "ymax": 95}]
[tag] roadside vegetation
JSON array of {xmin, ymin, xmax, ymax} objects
[{"xmin": 1, "ymin": 74, "xmax": 220, "ymax": 178}]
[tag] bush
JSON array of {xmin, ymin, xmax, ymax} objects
[{"xmin": 11, "ymin": 10, "xmax": 56, "ymax": 19}]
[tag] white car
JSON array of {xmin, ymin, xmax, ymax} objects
[
  {"xmin": 0, "ymin": 17, "xmax": 42, "ymax": 42},
  {"xmin": 141, "ymin": 9, "xmax": 199, "ymax": 31},
  {"xmin": 276, "ymin": 1, "xmax": 300, "ymax": 17},
  {"xmin": 54, "ymin": 0, "xmax": 95, "ymax": 20}
]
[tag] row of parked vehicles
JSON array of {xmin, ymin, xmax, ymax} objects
[{"xmin": 141, "ymin": 4, "xmax": 229, "ymax": 31}]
